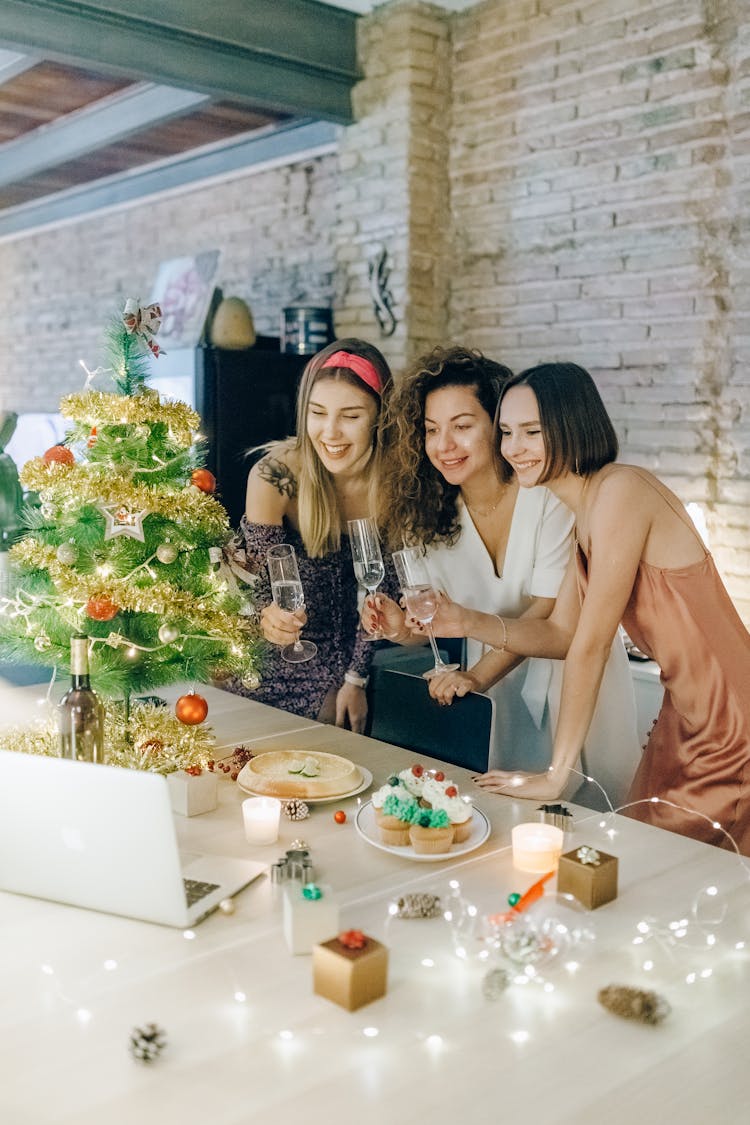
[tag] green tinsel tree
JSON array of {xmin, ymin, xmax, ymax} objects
[{"xmin": 0, "ymin": 301, "xmax": 262, "ymax": 710}]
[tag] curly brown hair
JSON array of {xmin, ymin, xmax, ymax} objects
[{"xmin": 379, "ymin": 346, "xmax": 514, "ymax": 551}]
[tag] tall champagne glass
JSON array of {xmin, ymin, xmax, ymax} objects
[
  {"xmin": 266, "ymin": 544, "xmax": 317, "ymax": 663},
  {"xmin": 392, "ymin": 547, "xmax": 460, "ymax": 679},
  {"xmin": 348, "ymin": 517, "xmax": 385, "ymax": 640}
]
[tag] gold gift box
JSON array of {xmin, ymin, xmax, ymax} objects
[
  {"xmin": 557, "ymin": 846, "xmax": 618, "ymax": 910},
  {"xmin": 313, "ymin": 934, "xmax": 388, "ymax": 1011}
]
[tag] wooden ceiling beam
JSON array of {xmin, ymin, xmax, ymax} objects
[
  {"xmin": 0, "ymin": 82, "xmax": 209, "ymax": 186},
  {"xmin": 0, "ymin": 0, "xmax": 357, "ymax": 123},
  {"xmin": 0, "ymin": 118, "xmax": 338, "ymax": 239}
]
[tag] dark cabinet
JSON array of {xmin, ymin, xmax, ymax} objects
[{"xmin": 196, "ymin": 341, "xmax": 306, "ymax": 528}]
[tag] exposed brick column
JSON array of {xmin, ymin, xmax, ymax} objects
[{"xmin": 333, "ymin": 1, "xmax": 451, "ymax": 370}]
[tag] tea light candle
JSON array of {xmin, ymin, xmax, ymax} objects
[
  {"xmin": 511, "ymin": 822, "xmax": 564, "ymax": 873},
  {"xmin": 242, "ymin": 797, "xmax": 282, "ymax": 845}
]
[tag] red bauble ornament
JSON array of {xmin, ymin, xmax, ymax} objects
[
  {"xmin": 191, "ymin": 469, "xmax": 216, "ymax": 494},
  {"xmin": 434, "ymin": 771, "xmax": 445, "ymax": 782},
  {"xmin": 445, "ymin": 785, "xmax": 458, "ymax": 798},
  {"xmin": 43, "ymin": 444, "xmax": 74, "ymax": 465},
  {"xmin": 333, "ymin": 809, "xmax": 347, "ymax": 824},
  {"xmin": 411, "ymin": 764, "xmax": 424, "ymax": 778},
  {"xmin": 175, "ymin": 692, "xmax": 209, "ymax": 725},
  {"xmin": 86, "ymin": 595, "xmax": 119, "ymax": 621}
]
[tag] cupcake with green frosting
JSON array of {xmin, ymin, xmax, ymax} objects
[
  {"xmin": 379, "ymin": 791, "xmax": 419, "ymax": 846},
  {"xmin": 408, "ymin": 807, "xmax": 455, "ymax": 855}
]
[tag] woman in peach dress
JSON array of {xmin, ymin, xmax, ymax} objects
[{"xmin": 427, "ymin": 362, "xmax": 750, "ymax": 854}]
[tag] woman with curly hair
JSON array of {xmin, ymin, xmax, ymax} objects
[
  {"xmin": 370, "ymin": 346, "xmax": 640, "ymax": 802},
  {"xmin": 229, "ymin": 338, "xmax": 394, "ymax": 732}
]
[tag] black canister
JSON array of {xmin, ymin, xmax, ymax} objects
[{"xmin": 281, "ymin": 306, "xmax": 334, "ymax": 356}]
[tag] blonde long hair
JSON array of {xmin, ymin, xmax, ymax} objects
[{"xmin": 294, "ymin": 338, "xmax": 393, "ymax": 558}]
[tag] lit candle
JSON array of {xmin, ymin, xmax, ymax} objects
[
  {"xmin": 511, "ymin": 823, "xmax": 564, "ymax": 873},
  {"xmin": 242, "ymin": 797, "xmax": 281, "ymax": 845}
]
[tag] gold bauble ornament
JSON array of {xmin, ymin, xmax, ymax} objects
[
  {"xmin": 56, "ymin": 542, "xmax": 77, "ymax": 565},
  {"xmin": 156, "ymin": 543, "xmax": 178, "ymax": 565},
  {"xmin": 158, "ymin": 623, "xmax": 180, "ymax": 645},
  {"xmin": 218, "ymin": 898, "xmax": 236, "ymax": 915}
]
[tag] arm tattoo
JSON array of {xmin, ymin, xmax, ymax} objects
[{"xmin": 257, "ymin": 456, "xmax": 298, "ymax": 499}]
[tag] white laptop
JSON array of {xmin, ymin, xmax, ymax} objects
[{"xmin": 0, "ymin": 750, "xmax": 266, "ymax": 927}]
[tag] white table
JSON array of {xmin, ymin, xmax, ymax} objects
[{"xmin": 0, "ymin": 678, "xmax": 748, "ymax": 1125}]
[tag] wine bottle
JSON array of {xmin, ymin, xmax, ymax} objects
[{"xmin": 58, "ymin": 634, "xmax": 105, "ymax": 763}]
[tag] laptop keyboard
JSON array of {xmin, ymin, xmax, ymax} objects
[{"xmin": 183, "ymin": 878, "xmax": 221, "ymax": 907}]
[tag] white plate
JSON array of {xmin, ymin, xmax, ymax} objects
[
  {"xmin": 355, "ymin": 800, "xmax": 490, "ymax": 862},
  {"xmin": 236, "ymin": 763, "xmax": 373, "ymax": 804}
]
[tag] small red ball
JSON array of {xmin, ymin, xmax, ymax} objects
[
  {"xmin": 191, "ymin": 468, "xmax": 216, "ymax": 494},
  {"xmin": 43, "ymin": 444, "xmax": 74, "ymax": 465},
  {"xmin": 445, "ymin": 785, "xmax": 458, "ymax": 798},
  {"xmin": 175, "ymin": 692, "xmax": 209, "ymax": 725},
  {"xmin": 411, "ymin": 764, "xmax": 424, "ymax": 778},
  {"xmin": 434, "ymin": 771, "xmax": 445, "ymax": 782},
  {"xmin": 85, "ymin": 595, "xmax": 119, "ymax": 621},
  {"xmin": 333, "ymin": 810, "xmax": 347, "ymax": 824}
]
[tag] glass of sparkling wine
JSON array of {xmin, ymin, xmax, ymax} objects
[
  {"xmin": 348, "ymin": 517, "xmax": 386, "ymax": 640},
  {"xmin": 266, "ymin": 544, "xmax": 317, "ymax": 664},
  {"xmin": 392, "ymin": 547, "xmax": 460, "ymax": 679}
]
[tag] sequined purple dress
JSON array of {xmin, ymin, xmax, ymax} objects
[{"xmin": 229, "ymin": 518, "xmax": 395, "ymax": 720}]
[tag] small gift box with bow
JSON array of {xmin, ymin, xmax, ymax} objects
[
  {"xmin": 313, "ymin": 930, "xmax": 388, "ymax": 1011},
  {"xmin": 283, "ymin": 882, "xmax": 339, "ymax": 955},
  {"xmin": 557, "ymin": 845, "xmax": 618, "ymax": 910}
]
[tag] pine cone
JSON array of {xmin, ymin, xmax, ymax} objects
[
  {"xmin": 598, "ymin": 985, "xmax": 670, "ymax": 1025},
  {"xmin": 394, "ymin": 892, "xmax": 442, "ymax": 919},
  {"xmin": 129, "ymin": 1022, "xmax": 167, "ymax": 1062},
  {"xmin": 283, "ymin": 798, "xmax": 309, "ymax": 821}
]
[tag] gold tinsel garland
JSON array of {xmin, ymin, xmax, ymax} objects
[
  {"xmin": 0, "ymin": 699, "xmax": 216, "ymax": 774},
  {"xmin": 19, "ymin": 461, "xmax": 229, "ymax": 537},
  {"xmin": 9, "ymin": 540, "xmax": 251, "ymax": 644},
  {"xmin": 60, "ymin": 390, "xmax": 199, "ymax": 445}
]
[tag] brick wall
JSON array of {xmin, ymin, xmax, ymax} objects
[
  {"xmin": 449, "ymin": 0, "xmax": 750, "ymax": 621},
  {"xmin": 0, "ymin": 154, "xmax": 338, "ymax": 411}
]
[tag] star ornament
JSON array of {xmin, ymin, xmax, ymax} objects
[{"xmin": 98, "ymin": 502, "xmax": 148, "ymax": 542}]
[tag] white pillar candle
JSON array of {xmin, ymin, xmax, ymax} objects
[
  {"xmin": 242, "ymin": 797, "xmax": 281, "ymax": 845},
  {"xmin": 511, "ymin": 823, "xmax": 564, "ymax": 873}
]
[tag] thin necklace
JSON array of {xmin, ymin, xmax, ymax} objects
[{"xmin": 464, "ymin": 487, "xmax": 506, "ymax": 519}]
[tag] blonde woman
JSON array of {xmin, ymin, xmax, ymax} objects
[{"xmin": 230, "ymin": 339, "xmax": 393, "ymax": 731}]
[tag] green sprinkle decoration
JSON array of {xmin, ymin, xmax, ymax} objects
[
  {"xmin": 507, "ymin": 892, "xmax": 521, "ymax": 907},
  {"xmin": 302, "ymin": 883, "xmax": 323, "ymax": 900}
]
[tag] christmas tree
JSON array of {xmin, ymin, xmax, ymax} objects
[{"xmin": 0, "ymin": 300, "xmax": 261, "ymax": 769}]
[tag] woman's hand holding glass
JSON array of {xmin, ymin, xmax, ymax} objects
[
  {"xmin": 392, "ymin": 547, "xmax": 460, "ymax": 680},
  {"xmin": 360, "ymin": 591, "xmax": 408, "ymax": 640},
  {"xmin": 266, "ymin": 544, "xmax": 317, "ymax": 663}
]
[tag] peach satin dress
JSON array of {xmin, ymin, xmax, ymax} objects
[{"xmin": 577, "ymin": 469, "xmax": 750, "ymax": 855}]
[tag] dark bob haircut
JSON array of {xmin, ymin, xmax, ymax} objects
[{"xmin": 496, "ymin": 362, "xmax": 618, "ymax": 482}]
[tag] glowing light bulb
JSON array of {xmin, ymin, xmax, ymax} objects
[
  {"xmin": 421, "ymin": 958, "xmax": 435, "ymax": 968},
  {"xmin": 234, "ymin": 992, "xmax": 246, "ymax": 1003},
  {"xmin": 510, "ymin": 1030, "xmax": 530, "ymax": 1045},
  {"xmin": 103, "ymin": 959, "xmax": 118, "ymax": 971},
  {"xmin": 278, "ymin": 1029, "xmax": 293, "ymax": 1040},
  {"xmin": 183, "ymin": 929, "xmax": 196, "ymax": 940},
  {"xmin": 362, "ymin": 1027, "xmax": 379, "ymax": 1038}
]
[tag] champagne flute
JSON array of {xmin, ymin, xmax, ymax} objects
[
  {"xmin": 348, "ymin": 517, "xmax": 386, "ymax": 640},
  {"xmin": 392, "ymin": 547, "xmax": 460, "ymax": 679},
  {"xmin": 266, "ymin": 544, "xmax": 317, "ymax": 663}
]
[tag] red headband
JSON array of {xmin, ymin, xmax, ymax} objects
[{"xmin": 321, "ymin": 350, "xmax": 383, "ymax": 395}]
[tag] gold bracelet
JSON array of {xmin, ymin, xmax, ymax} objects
[{"xmin": 490, "ymin": 614, "xmax": 507, "ymax": 654}]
